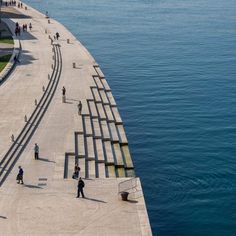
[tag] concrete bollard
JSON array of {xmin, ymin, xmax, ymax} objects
[
  {"xmin": 24, "ymin": 115, "xmax": 27, "ymax": 122},
  {"xmin": 67, "ymin": 39, "xmax": 70, "ymax": 44},
  {"xmin": 35, "ymin": 99, "xmax": 38, "ymax": 106},
  {"xmin": 42, "ymin": 86, "xmax": 45, "ymax": 92},
  {"xmin": 73, "ymin": 62, "xmax": 76, "ymax": 68},
  {"xmin": 11, "ymin": 134, "xmax": 14, "ymax": 142}
]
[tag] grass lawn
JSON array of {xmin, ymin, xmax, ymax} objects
[
  {"xmin": 0, "ymin": 54, "xmax": 12, "ymax": 72},
  {"xmin": 0, "ymin": 36, "xmax": 14, "ymax": 44}
]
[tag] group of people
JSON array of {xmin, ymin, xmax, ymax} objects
[
  {"xmin": 3, "ymin": 0, "xmax": 17, "ymax": 6},
  {"xmin": 15, "ymin": 22, "xmax": 32, "ymax": 36},
  {"xmin": 16, "ymin": 143, "xmax": 85, "ymax": 198}
]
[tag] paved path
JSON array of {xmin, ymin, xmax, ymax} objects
[{"xmin": 0, "ymin": 1, "xmax": 152, "ymax": 235}]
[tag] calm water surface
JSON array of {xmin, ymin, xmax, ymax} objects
[{"xmin": 24, "ymin": 0, "xmax": 236, "ymax": 235}]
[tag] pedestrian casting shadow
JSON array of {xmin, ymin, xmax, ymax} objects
[
  {"xmin": 23, "ymin": 184, "xmax": 42, "ymax": 189},
  {"xmin": 38, "ymin": 157, "xmax": 55, "ymax": 163},
  {"xmin": 0, "ymin": 216, "xmax": 7, "ymax": 219},
  {"xmin": 83, "ymin": 197, "xmax": 107, "ymax": 203},
  {"xmin": 66, "ymin": 98, "xmax": 80, "ymax": 102}
]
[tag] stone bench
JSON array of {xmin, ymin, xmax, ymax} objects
[
  {"xmin": 106, "ymin": 91, "xmax": 117, "ymax": 107},
  {"xmin": 88, "ymin": 100, "xmax": 98, "ymax": 118},
  {"xmin": 101, "ymin": 78, "xmax": 111, "ymax": 92},
  {"xmin": 86, "ymin": 136, "xmax": 95, "ymax": 161},
  {"xmin": 121, "ymin": 145, "xmax": 134, "ymax": 169},
  {"xmin": 99, "ymin": 90, "xmax": 109, "ymax": 105},
  {"xmin": 93, "ymin": 76, "xmax": 104, "ymax": 90},
  {"xmin": 108, "ymin": 122, "xmax": 119, "ymax": 143},
  {"xmin": 96, "ymin": 103, "xmax": 106, "ymax": 120},
  {"xmin": 104, "ymin": 104, "xmax": 115, "ymax": 123},
  {"xmin": 111, "ymin": 107, "xmax": 123, "ymax": 125},
  {"xmin": 91, "ymin": 87, "xmax": 102, "ymax": 103},
  {"xmin": 100, "ymin": 120, "xmax": 111, "ymax": 141},
  {"xmin": 95, "ymin": 139, "xmax": 105, "ymax": 163},
  {"xmin": 98, "ymin": 163, "xmax": 106, "ymax": 178},
  {"xmin": 104, "ymin": 141, "xmax": 115, "ymax": 165},
  {"xmin": 113, "ymin": 143, "xmax": 124, "ymax": 167},
  {"xmin": 83, "ymin": 116, "xmax": 93, "ymax": 137},
  {"xmin": 117, "ymin": 124, "xmax": 128, "ymax": 144},
  {"xmin": 92, "ymin": 118, "xmax": 102, "ymax": 139}
]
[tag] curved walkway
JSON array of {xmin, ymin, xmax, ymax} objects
[{"xmin": 0, "ymin": 1, "xmax": 152, "ymax": 235}]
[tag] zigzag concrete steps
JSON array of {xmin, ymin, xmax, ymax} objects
[
  {"xmin": 99, "ymin": 89, "xmax": 109, "ymax": 105},
  {"xmin": 108, "ymin": 122, "xmax": 120, "ymax": 143},
  {"xmin": 83, "ymin": 116, "xmax": 93, "ymax": 137},
  {"xmin": 88, "ymin": 100, "xmax": 98, "ymax": 118},
  {"xmin": 77, "ymin": 132, "xmax": 85, "ymax": 157},
  {"xmin": 117, "ymin": 124, "xmax": 128, "ymax": 144},
  {"xmin": 100, "ymin": 120, "xmax": 111, "ymax": 141},
  {"xmin": 86, "ymin": 136, "xmax": 95, "ymax": 161},
  {"xmin": 111, "ymin": 106, "xmax": 123, "ymax": 125},
  {"xmin": 96, "ymin": 103, "xmax": 106, "ymax": 120},
  {"xmin": 100, "ymin": 78, "xmax": 111, "ymax": 92},
  {"xmin": 126, "ymin": 169, "xmax": 135, "ymax": 177},
  {"xmin": 107, "ymin": 165, "xmax": 116, "ymax": 177},
  {"xmin": 78, "ymin": 157, "xmax": 86, "ymax": 178},
  {"xmin": 94, "ymin": 66, "xmax": 105, "ymax": 78},
  {"xmin": 87, "ymin": 160, "xmax": 96, "ymax": 178},
  {"xmin": 81, "ymin": 98, "xmax": 90, "ymax": 116},
  {"xmin": 103, "ymin": 141, "xmax": 115, "ymax": 165},
  {"xmin": 98, "ymin": 163, "xmax": 106, "ymax": 178},
  {"xmin": 106, "ymin": 91, "xmax": 117, "ymax": 107},
  {"xmin": 95, "ymin": 139, "xmax": 105, "ymax": 163},
  {"xmin": 121, "ymin": 145, "xmax": 134, "ymax": 169},
  {"xmin": 92, "ymin": 118, "xmax": 102, "ymax": 139},
  {"xmin": 104, "ymin": 104, "xmax": 115, "ymax": 122},
  {"xmin": 93, "ymin": 76, "xmax": 104, "ymax": 90},
  {"xmin": 117, "ymin": 167, "xmax": 126, "ymax": 177},
  {"xmin": 113, "ymin": 143, "xmax": 124, "ymax": 167},
  {"xmin": 91, "ymin": 87, "xmax": 102, "ymax": 103}
]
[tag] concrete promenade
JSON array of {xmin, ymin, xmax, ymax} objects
[{"xmin": 0, "ymin": 2, "xmax": 152, "ymax": 235}]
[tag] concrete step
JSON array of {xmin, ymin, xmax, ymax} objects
[
  {"xmin": 66, "ymin": 154, "xmax": 75, "ymax": 179},
  {"xmin": 88, "ymin": 100, "xmax": 98, "ymax": 118},
  {"xmin": 126, "ymin": 169, "xmax": 135, "ymax": 178},
  {"xmin": 77, "ymin": 132, "xmax": 85, "ymax": 157},
  {"xmin": 113, "ymin": 143, "xmax": 124, "ymax": 167},
  {"xmin": 104, "ymin": 104, "xmax": 115, "ymax": 122},
  {"xmin": 121, "ymin": 145, "xmax": 134, "ymax": 169},
  {"xmin": 107, "ymin": 165, "xmax": 116, "ymax": 178},
  {"xmin": 91, "ymin": 87, "xmax": 102, "ymax": 103},
  {"xmin": 93, "ymin": 76, "xmax": 104, "ymax": 90},
  {"xmin": 106, "ymin": 91, "xmax": 116, "ymax": 107},
  {"xmin": 100, "ymin": 120, "xmax": 111, "ymax": 141},
  {"xmin": 86, "ymin": 136, "xmax": 95, "ymax": 161},
  {"xmin": 100, "ymin": 78, "xmax": 111, "ymax": 92},
  {"xmin": 103, "ymin": 141, "xmax": 115, "ymax": 165},
  {"xmin": 99, "ymin": 90, "xmax": 109, "ymax": 105},
  {"xmin": 83, "ymin": 116, "xmax": 93, "ymax": 137},
  {"xmin": 117, "ymin": 167, "xmax": 126, "ymax": 177},
  {"xmin": 97, "ymin": 163, "xmax": 106, "ymax": 178},
  {"xmin": 111, "ymin": 107, "xmax": 123, "ymax": 125},
  {"xmin": 78, "ymin": 157, "xmax": 86, "ymax": 178},
  {"xmin": 117, "ymin": 124, "xmax": 128, "ymax": 144},
  {"xmin": 108, "ymin": 122, "xmax": 119, "ymax": 143},
  {"xmin": 95, "ymin": 139, "xmax": 105, "ymax": 163},
  {"xmin": 87, "ymin": 160, "xmax": 96, "ymax": 178},
  {"xmin": 96, "ymin": 103, "xmax": 106, "ymax": 120},
  {"xmin": 81, "ymin": 98, "xmax": 90, "ymax": 116},
  {"xmin": 92, "ymin": 118, "xmax": 102, "ymax": 139},
  {"xmin": 94, "ymin": 66, "xmax": 105, "ymax": 78}
]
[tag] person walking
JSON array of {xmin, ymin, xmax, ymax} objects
[
  {"xmin": 77, "ymin": 177, "xmax": 85, "ymax": 198},
  {"xmin": 29, "ymin": 22, "xmax": 32, "ymax": 31},
  {"xmin": 56, "ymin": 32, "xmax": 60, "ymax": 40},
  {"xmin": 62, "ymin": 86, "xmax": 66, "ymax": 103},
  {"xmin": 17, "ymin": 166, "xmax": 24, "ymax": 184},
  {"xmin": 34, "ymin": 143, "xmax": 39, "ymax": 160},
  {"xmin": 77, "ymin": 101, "xmax": 82, "ymax": 115}
]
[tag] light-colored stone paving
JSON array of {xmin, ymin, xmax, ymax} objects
[{"xmin": 0, "ymin": 1, "xmax": 152, "ymax": 235}]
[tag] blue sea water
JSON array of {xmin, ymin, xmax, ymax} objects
[{"xmin": 23, "ymin": 0, "xmax": 236, "ymax": 235}]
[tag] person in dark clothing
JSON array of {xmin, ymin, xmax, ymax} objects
[
  {"xmin": 17, "ymin": 166, "xmax": 24, "ymax": 184},
  {"xmin": 56, "ymin": 32, "xmax": 60, "ymax": 40},
  {"xmin": 62, "ymin": 86, "xmax": 66, "ymax": 103},
  {"xmin": 72, "ymin": 164, "xmax": 80, "ymax": 179},
  {"xmin": 77, "ymin": 177, "xmax": 85, "ymax": 198},
  {"xmin": 34, "ymin": 143, "xmax": 39, "ymax": 160},
  {"xmin": 77, "ymin": 101, "xmax": 82, "ymax": 115}
]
